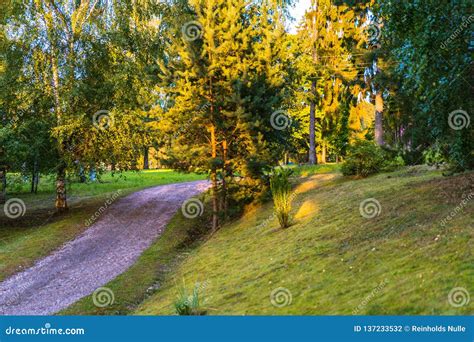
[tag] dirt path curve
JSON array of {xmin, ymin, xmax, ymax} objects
[{"xmin": 0, "ymin": 180, "xmax": 209, "ymax": 315}]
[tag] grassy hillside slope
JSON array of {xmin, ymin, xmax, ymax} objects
[{"xmin": 134, "ymin": 166, "xmax": 473, "ymax": 315}]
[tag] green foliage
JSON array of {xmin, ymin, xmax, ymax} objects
[
  {"xmin": 383, "ymin": 155, "xmax": 405, "ymax": 172},
  {"xmin": 157, "ymin": 0, "xmax": 291, "ymax": 229},
  {"xmin": 1, "ymin": 1, "xmax": 167, "ymax": 207},
  {"xmin": 342, "ymin": 141, "xmax": 406, "ymax": 177},
  {"xmin": 341, "ymin": 140, "xmax": 385, "ymax": 177},
  {"xmin": 379, "ymin": 0, "xmax": 473, "ymax": 170},
  {"xmin": 2, "ymin": 0, "xmax": 472, "ymax": 216},
  {"xmin": 423, "ymin": 145, "xmax": 446, "ymax": 168},
  {"xmin": 270, "ymin": 168, "xmax": 293, "ymax": 228},
  {"xmin": 291, "ymin": 0, "xmax": 360, "ymax": 164},
  {"xmin": 174, "ymin": 280, "xmax": 206, "ymax": 316}
]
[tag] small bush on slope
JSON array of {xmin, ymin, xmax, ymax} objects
[
  {"xmin": 174, "ymin": 280, "xmax": 206, "ymax": 315},
  {"xmin": 270, "ymin": 168, "xmax": 293, "ymax": 228},
  {"xmin": 342, "ymin": 140, "xmax": 404, "ymax": 177}
]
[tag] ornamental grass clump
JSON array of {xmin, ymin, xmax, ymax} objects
[
  {"xmin": 270, "ymin": 168, "xmax": 293, "ymax": 228},
  {"xmin": 174, "ymin": 280, "xmax": 206, "ymax": 315}
]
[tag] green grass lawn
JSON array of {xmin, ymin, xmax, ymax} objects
[
  {"xmin": 0, "ymin": 170, "xmax": 205, "ymax": 282},
  {"xmin": 286, "ymin": 163, "xmax": 340, "ymax": 177},
  {"xmin": 62, "ymin": 165, "xmax": 473, "ymax": 315}
]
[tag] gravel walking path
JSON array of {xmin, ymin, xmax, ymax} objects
[{"xmin": 0, "ymin": 180, "xmax": 209, "ymax": 315}]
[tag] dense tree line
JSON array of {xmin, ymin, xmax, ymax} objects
[{"xmin": 1, "ymin": 0, "xmax": 472, "ymax": 227}]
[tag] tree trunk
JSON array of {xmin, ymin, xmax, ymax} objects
[
  {"xmin": 31, "ymin": 171, "xmax": 35, "ymax": 193},
  {"xmin": 221, "ymin": 140, "xmax": 228, "ymax": 219},
  {"xmin": 50, "ymin": 53, "xmax": 62, "ymax": 123},
  {"xmin": 0, "ymin": 166, "xmax": 6, "ymax": 204},
  {"xmin": 45, "ymin": 12, "xmax": 70, "ymax": 212},
  {"xmin": 50, "ymin": 49, "xmax": 68, "ymax": 212},
  {"xmin": 375, "ymin": 92, "xmax": 384, "ymax": 146},
  {"xmin": 30, "ymin": 160, "xmax": 38, "ymax": 193},
  {"xmin": 55, "ymin": 164, "xmax": 68, "ymax": 212},
  {"xmin": 321, "ymin": 141, "xmax": 327, "ymax": 164},
  {"xmin": 143, "ymin": 147, "xmax": 149, "ymax": 170},
  {"xmin": 210, "ymin": 125, "xmax": 219, "ymax": 232},
  {"xmin": 207, "ymin": 55, "xmax": 219, "ymax": 230},
  {"xmin": 309, "ymin": 80, "xmax": 317, "ymax": 165},
  {"xmin": 34, "ymin": 170, "xmax": 39, "ymax": 194},
  {"xmin": 309, "ymin": 1, "xmax": 319, "ymax": 165}
]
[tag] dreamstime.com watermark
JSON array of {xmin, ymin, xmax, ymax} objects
[
  {"xmin": 359, "ymin": 198, "xmax": 382, "ymax": 219},
  {"xmin": 448, "ymin": 287, "xmax": 470, "ymax": 308},
  {"xmin": 270, "ymin": 287, "xmax": 292, "ymax": 308},
  {"xmin": 256, "ymin": 190, "xmax": 299, "ymax": 230},
  {"xmin": 2, "ymin": 198, "xmax": 26, "ymax": 219},
  {"xmin": 270, "ymin": 110, "xmax": 292, "ymax": 130},
  {"xmin": 183, "ymin": 280, "xmax": 210, "ymax": 307},
  {"xmin": 5, "ymin": 323, "xmax": 85, "ymax": 336},
  {"xmin": 448, "ymin": 109, "xmax": 470, "ymax": 130},
  {"xmin": 182, "ymin": 21, "xmax": 203, "ymax": 41},
  {"xmin": 366, "ymin": 19, "xmax": 382, "ymax": 49},
  {"xmin": 441, "ymin": 15, "xmax": 474, "ymax": 50},
  {"xmin": 2, "ymin": 283, "xmax": 29, "ymax": 308},
  {"xmin": 92, "ymin": 287, "xmax": 115, "ymax": 308},
  {"xmin": 353, "ymin": 279, "xmax": 388, "ymax": 314},
  {"xmin": 181, "ymin": 198, "xmax": 204, "ymax": 219},
  {"xmin": 84, "ymin": 190, "xmax": 122, "ymax": 226},
  {"xmin": 172, "ymin": 103, "xmax": 210, "ymax": 139},
  {"xmin": 92, "ymin": 110, "xmax": 114, "ymax": 130},
  {"xmin": 440, "ymin": 192, "xmax": 473, "ymax": 227}
]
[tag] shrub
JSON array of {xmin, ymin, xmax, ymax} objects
[
  {"xmin": 380, "ymin": 146, "xmax": 405, "ymax": 172},
  {"xmin": 341, "ymin": 140, "xmax": 385, "ymax": 177},
  {"xmin": 270, "ymin": 168, "xmax": 293, "ymax": 228},
  {"xmin": 342, "ymin": 141, "xmax": 406, "ymax": 177},
  {"xmin": 382, "ymin": 155, "xmax": 405, "ymax": 172},
  {"xmin": 422, "ymin": 144, "xmax": 446, "ymax": 168},
  {"xmin": 400, "ymin": 149, "xmax": 424, "ymax": 166},
  {"xmin": 174, "ymin": 280, "xmax": 206, "ymax": 315}
]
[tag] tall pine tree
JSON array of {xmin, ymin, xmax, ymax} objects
[{"xmin": 160, "ymin": 0, "xmax": 290, "ymax": 230}]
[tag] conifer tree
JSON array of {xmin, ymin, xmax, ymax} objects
[
  {"xmin": 160, "ymin": 0, "xmax": 289, "ymax": 230},
  {"xmin": 296, "ymin": 0, "xmax": 358, "ymax": 163}
]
